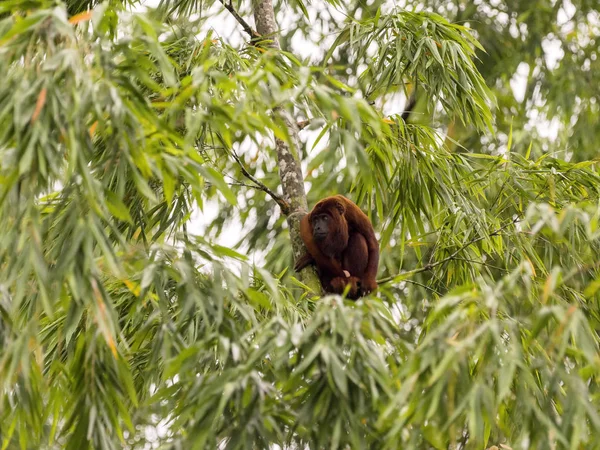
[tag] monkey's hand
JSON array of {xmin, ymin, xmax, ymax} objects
[
  {"xmin": 360, "ymin": 278, "xmax": 378, "ymax": 295},
  {"xmin": 330, "ymin": 276, "xmax": 360, "ymax": 299}
]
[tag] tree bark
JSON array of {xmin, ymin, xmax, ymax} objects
[{"xmin": 252, "ymin": 0, "xmax": 321, "ymax": 292}]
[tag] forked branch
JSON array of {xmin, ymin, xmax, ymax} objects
[
  {"xmin": 231, "ymin": 150, "xmax": 290, "ymax": 214},
  {"xmin": 217, "ymin": 0, "xmax": 259, "ymax": 39}
]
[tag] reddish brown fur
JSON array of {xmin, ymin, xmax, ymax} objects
[{"xmin": 295, "ymin": 195, "xmax": 379, "ymax": 299}]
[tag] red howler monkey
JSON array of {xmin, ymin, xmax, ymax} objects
[{"xmin": 294, "ymin": 195, "xmax": 379, "ymax": 299}]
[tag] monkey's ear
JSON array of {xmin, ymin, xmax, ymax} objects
[{"xmin": 335, "ymin": 201, "xmax": 345, "ymax": 215}]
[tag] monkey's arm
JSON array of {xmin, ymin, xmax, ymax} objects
[
  {"xmin": 299, "ymin": 214, "xmax": 346, "ymax": 278},
  {"xmin": 337, "ymin": 196, "xmax": 379, "ymax": 290},
  {"xmin": 294, "ymin": 253, "xmax": 314, "ymax": 271}
]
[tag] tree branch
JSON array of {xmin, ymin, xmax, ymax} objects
[
  {"xmin": 230, "ymin": 150, "xmax": 290, "ymax": 214},
  {"xmin": 252, "ymin": 0, "xmax": 321, "ymax": 291},
  {"xmin": 378, "ymin": 216, "xmax": 520, "ymax": 285},
  {"xmin": 218, "ymin": 0, "xmax": 259, "ymax": 39}
]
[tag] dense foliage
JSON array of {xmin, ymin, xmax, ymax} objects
[{"xmin": 0, "ymin": 0, "xmax": 599, "ymax": 449}]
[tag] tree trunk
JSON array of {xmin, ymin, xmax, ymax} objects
[{"xmin": 252, "ymin": 0, "xmax": 321, "ymax": 292}]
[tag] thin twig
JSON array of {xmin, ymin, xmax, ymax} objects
[
  {"xmin": 378, "ymin": 216, "xmax": 520, "ymax": 285},
  {"xmin": 403, "ymin": 279, "xmax": 442, "ymax": 295},
  {"xmin": 451, "ymin": 257, "xmax": 509, "ymax": 272},
  {"xmin": 227, "ymin": 181, "xmax": 259, "ymax": 189},
  {"xmin": 230, "ymin": 150, "xmax": 291, "ymax": 214},
  {"xmin": 218, "ymin": 0, "xmax": 259, "ymax": 39}
]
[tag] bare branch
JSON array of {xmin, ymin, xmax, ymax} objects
[
  {"xmin": 378, "ymin": 216, "xmax": 520, "ymax": 285},
  {"xmin": 230, "ymin": 150, "xmax": 291, "ymax": 214},
  {"xmin": 218, "ymin": 0, "xmax": 259, "ymax": 39}
]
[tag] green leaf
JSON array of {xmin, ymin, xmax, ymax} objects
[
  {"xmin": 105, "ymin": 191, "xmax": 133, "ymax": 224},
  {"xmin": 200, "ymin": 166, "xmax": 237, "ymax": 205}
]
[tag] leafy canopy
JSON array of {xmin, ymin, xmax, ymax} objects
[{"xmin": 0, "ymin": 0, "xmax": 599, "ymax": 449}]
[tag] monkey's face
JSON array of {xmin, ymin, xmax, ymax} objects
[{"xmin": 311, "ymin": 214, "xmax": 331, "ymax": 241}]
